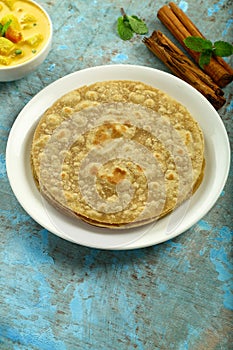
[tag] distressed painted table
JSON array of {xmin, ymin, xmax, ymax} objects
[{"xmin": 0, "ymin": 1, "xmax": 232, "ymax": 349}]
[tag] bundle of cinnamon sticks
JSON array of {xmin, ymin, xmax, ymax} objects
[{"xmin": 143, "ymin": 2, "xmax": 233, "ymax": 110}]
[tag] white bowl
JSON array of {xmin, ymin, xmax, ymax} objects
[{"xmin": 0, "ymin": 0, "xmax": 52, "ymax": 82}]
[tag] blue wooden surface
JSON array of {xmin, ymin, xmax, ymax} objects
[{"xmin": 0, "ymin": 0, "xmax": 232, "ymax": 349}]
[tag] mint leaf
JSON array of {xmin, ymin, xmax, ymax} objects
[
  {"xmin": 184, "ymin": 36, "xmax": 233, "ymax": 68},
  {"xmin": 117, "ymin": 8, "xmax": 148, "ymax": 40},
  {"xmin": 199, "ymin": 50, "xmax": 212, "ymax": 68},
  {"xmin": 127, "ymin": 15, "xmax": 148, "ymax": 35},
  {"xmin": 117, "ymin": 17, "xmax": 133, "ymax": 40},
  {"xmin": 184, "ymin": 36, "xmax": 212, "ymax": 52},
  {"xmin": 213, "ymin": 41, "xmax": 233, "ymax": 57}
]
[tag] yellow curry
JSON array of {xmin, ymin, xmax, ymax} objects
[{"xmin": 0, "ymin": 0, "xmax": 50, "ymax": 66}]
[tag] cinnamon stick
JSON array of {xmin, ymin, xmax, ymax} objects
[
  {"xmin": 169, "ymin": 2, "xmax": 233, "ymax": 75},
  {"xmin": 143, "ymin": 31, "xmax": 226, "ymax": 110},
  {"xmin": 157, "ymin": 2, "xmax": 233, "ymax": 87}
]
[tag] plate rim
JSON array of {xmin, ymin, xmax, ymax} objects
[{"xmin": 6, "ymin": 64, "xmax": 231, "ymax": 249}]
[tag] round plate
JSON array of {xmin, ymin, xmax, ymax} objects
[{"xmin": 6, "ymin": 65, "xmax": 230, "ymax": 250}]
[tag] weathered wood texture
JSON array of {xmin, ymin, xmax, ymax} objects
[{"xmin": 0, "ymin": 1, "xmax": 232, "ymax": 349}]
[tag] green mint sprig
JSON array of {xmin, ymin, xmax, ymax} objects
[
  {"xmin": 184, "ymin": 36, "xmax": 233, "ymax": 69},
  {"xmin": 0, "ymin": 19, "xmax": 12, "ymax": 37},
  {"xmin": 117, "ymin": 8, "xmax": 148, "ymax": 40}
]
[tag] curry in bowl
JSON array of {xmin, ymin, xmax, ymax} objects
[{"xmin": 0, "ymin": 0, "xmax": 51, "ymax": 67}]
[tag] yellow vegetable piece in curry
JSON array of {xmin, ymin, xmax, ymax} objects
[{"xmin": 0, "ymin": 0, "xmax": 50, "ymax": 66}]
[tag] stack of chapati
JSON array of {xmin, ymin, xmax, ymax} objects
[{"xmin": 31, "ymin": 80, "xmax": 205, "ymax": 228}]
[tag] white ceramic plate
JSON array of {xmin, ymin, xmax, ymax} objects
[{"xmin": 6, "ymin": 64, "xmax": 230, "ymax": 250}]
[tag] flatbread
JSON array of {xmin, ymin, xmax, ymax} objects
[{"xmin": 31, "ymin": 80, "xmax": 205, "ymax": 228}]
